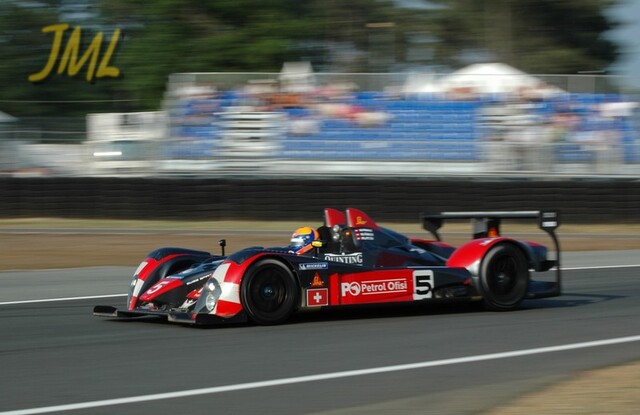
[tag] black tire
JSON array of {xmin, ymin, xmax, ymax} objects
[
  {"xmin": 240, "ymin": 259, "xmax": 299, "ymax": 325},
  {"xmin": 479, "ymin": 244, "xmax": 529, "ymax": 311}
]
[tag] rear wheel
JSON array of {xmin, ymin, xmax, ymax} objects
[
  {"xmin": 240, "ymin": 259, "xmax": 299, "ymax": 325},
  {"xmin": 480, "ymin": 244, "xmax": 529, "ymax": 311}
]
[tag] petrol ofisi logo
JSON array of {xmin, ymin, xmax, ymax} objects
[{"xmin": 341, "ymin": 279, "xmax": 407, "ymax": 297}]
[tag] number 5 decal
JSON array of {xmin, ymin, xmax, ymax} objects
[
  {"xmin": 145, "ymin": 280, "xmax": 172, "ymax": 295},
  {"xmin": 413, "ymin": 270, "xmax": 434, "ymax": 300}
]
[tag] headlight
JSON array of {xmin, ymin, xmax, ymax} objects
[{"xmin": 205, "ymin": 293, "xmax": 217, "ymax": 311}]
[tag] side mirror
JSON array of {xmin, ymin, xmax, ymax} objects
[{"xmin": 311, "ymin": 240, "xmax": 323, "ymax": 256}]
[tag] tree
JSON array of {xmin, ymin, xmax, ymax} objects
[
  {"xmin": 0, "ymin": 1, "xmax": 131, "ymax": 117},
  {"xmin": 0, "ymin": 0, "xmax": 624, "ymax": 118},
  {"xmin": 98, "ymin": 0, "xmax": 425, "ymax": 108},
  {"xmin": 427, "ymin": 0, "xmax": 621, "ymax": 74}
]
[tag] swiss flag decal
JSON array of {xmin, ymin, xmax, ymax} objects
[{"xmin": 306, "ymin": 288, "xmax": 328, "ymax": 307}]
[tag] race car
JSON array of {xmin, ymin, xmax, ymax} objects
[{"xmin": 93, "ymin": 207, "xmax": 561, "ymax": 326}]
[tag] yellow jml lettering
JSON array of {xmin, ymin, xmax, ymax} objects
[
  {"xmin": 96, "ymin": 28, "xmax": 121, "ymax": 79},
  {"xmin": 28, "ymin": 23, "xmax": 69, "ymax": 82},
  {"xmin": 58, "ymin": 26, "xmax": 103, "ymax": 82},
  {"xmin": 28, "ymin": 23, "xmax": 122, "ymax": 83}
]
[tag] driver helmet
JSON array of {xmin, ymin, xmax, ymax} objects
[{"xmin": 290, "ymin": 226, "xmax": 319, "ymax": 255}]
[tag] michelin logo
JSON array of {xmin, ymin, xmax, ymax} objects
[
  {"xmin": 324, "ymin": 253, "xmax": 363, "ymax": 264},
  {"xmin": 299, "ymin": 262, "xmax": 329, "ymax": 271}
]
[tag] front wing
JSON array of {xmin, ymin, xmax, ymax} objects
[{"xmin": 92, "ymin": 305, "xmax": 247, "ymax": 325}]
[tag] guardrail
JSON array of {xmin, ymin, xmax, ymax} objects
[{"xmin": 3, "ymin": 137, "xmax": 640, "ymax": 178}]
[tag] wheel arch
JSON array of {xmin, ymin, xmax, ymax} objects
[
  {"xmin": 239, "ymin": 254, "xmax": 302, "ymax": 287},
  {"xmin": 128, "ymin": 248, "xmax": 211, "ymax": 310},
  {"xmin": 479, "ymin": 240, "xmax": 532, "ymax": 273},
  {"xmin": 447, "ymin": 238, "xmax": 537, "ymax": 277}
]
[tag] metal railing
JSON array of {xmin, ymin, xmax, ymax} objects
[{"xmin": 3, "ymin": 136, "xmax": 639, "ymax": 178}]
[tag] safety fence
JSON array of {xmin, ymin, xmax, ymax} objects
[
  {"xmin": 3, "ymin": 137, "xmax": 639, "ymax": 178},
  {"xmin": 1, "ymin": 177, "xmax": 638, "ymax": 223}
]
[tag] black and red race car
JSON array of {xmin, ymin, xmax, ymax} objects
[{"xmin": 93, "ymin": 208, "xmax": 561, "ymax": 326}]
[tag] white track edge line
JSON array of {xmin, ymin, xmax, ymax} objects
[
  {"xmin": 562, "ymin": 264, "xmax": 640, "ymax": 270},
  {"xmin": 1, "ymin": 264, "xmax": 638, "ymax": 306},
  {"xmin": 2, "ymin": 334, "xmax": 640, "ymax": 415},
  {"xmin": 0, "ymin": 294, "xmax": 127, "ymax": 306}
]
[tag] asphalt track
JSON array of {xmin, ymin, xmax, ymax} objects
[{"xmin": 1, "ymin": 252, "xmax": 639, "ymax": 415}]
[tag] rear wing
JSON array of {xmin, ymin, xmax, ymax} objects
[{"xmin": 422, "ymin": 210, "xmax": 559, "ymax": 243}]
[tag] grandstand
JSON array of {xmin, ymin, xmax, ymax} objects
[{"xmin": 165, "ymin": 84, "xmax": 639, "ymax": 172}]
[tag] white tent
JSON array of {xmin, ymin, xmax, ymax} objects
[
  {"xmin": 403, "ymin": 72, "xmax": 441, "ymax": 95},
  {"xmin": 0, "ymin": 110, "xmax": 17, "ymax": 123},
  {"xmin": 279, "ymin": 61, "xmax": 315, "ymax": 93},
  {"xmin": 438, "ymin": 62, "xmax": 563, "ymax": 96}
]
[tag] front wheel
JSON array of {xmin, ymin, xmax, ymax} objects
[
  {"xmin": 240, "ymin": 259, "xmax": 299, "ymax": 325},
  {"xmin": 479, "ymin": 244, "xmax": 529, "ymax": 311}
]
